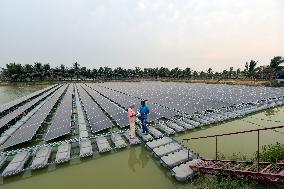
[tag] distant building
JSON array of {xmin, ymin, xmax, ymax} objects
[{"xmin": 276, "ymin": 71, "xmax": 284, "ymax": 83}]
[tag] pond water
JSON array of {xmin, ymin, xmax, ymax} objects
[
  {"xmin": 175, "ymin": 106, "xmax": 284, "ymax": 159},
  {"xmin": 0, "ymin": 85, "xmax": 47, "ymax": 105},
  {"xmin": 0, "ymin": 85, "xmax": 283, "ymax": 189}
]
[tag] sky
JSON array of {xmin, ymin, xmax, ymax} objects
[{"xmin": 0, "ymin": 0, "xmax": 283, "ymax": 71}]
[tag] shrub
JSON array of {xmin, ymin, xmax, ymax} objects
[{"xmin": 259, "ymin": 142, "xmax": 284, "ymax": 162}]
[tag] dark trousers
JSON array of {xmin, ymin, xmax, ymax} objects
[{"xmin": 141, "ymin": 118, "xmax": 148, "ymax": 133}]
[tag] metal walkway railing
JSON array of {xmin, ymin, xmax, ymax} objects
[
  {"xmin": 183, "ymin": 125, "xmax": 284, "ymax": 184},
  {"xmin": 189, "ymin": 159, "xmax": 284, "ymax": 184}
]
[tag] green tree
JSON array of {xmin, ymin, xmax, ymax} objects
[
  {"xmin": 207, "ymin": 68, "xmax": 213, "ymax": 79},
  {"xmin": 183, "ymin": 68, "xmax": 192, "ymax": 79},
  {"xmin": 269, "ymin": 56, "xmax": 284, "ymax": 79},
  {"xmin": 245, "ymin": 60, "xmax": 258, "ymax": 79},
  {"xmin": 73, "ymin": 62, "xmax": 80, "ymax": 80},
  {"xmin": 229, "ymin": 67, "xmax": 234, "ymax": 79},
  {"xmin": 236, "ymin": 68, "xmax": 241, "ymax": 79}
]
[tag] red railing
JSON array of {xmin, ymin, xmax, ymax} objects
[{"xmin": 183, "ymin": 125, "xmax": 284, "ymax": 172}]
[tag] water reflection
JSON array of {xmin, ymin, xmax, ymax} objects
[
  {"xmin": 128, "ymin": 147, "xmax": 140, "ymax": 172},
  {"xmin": 128, "ymin": 146, "xmax": 150, "ymax": 172},
  {"xmin": 139, "ymin": 146, "xmax": 150, "ymax": 168}
]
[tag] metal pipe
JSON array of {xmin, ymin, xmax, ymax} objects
[
  {"xmin": 216, "ymin": 136, "xmax": 218, "ymax": 160},
  {"xmin": 257, "ymin": 130, "xmax": 260, "ymax": 172},
  {"xmin": 183, "ymin": 125, "xmax": 284, "ymax": 141}
]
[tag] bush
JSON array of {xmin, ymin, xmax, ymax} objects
[
  {"xmin": 271, "ymin": 81, "xmax": 284, "ymax": 87},
  {"xmin": 259, "ymin": 142, "xmax": 284, "ymax": 162},
  {"xmin": 189, "ymin": 175, "xmax": 277, "ymax": 189}
]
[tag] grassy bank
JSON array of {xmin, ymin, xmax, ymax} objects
[
  {"xmin": 159, "ymin": 78, "xmax": 272, "ymax": 86},
  {"xmin": 188, "ymin": 175, "xmax": 278, "ymax": 189},
  {"xmin": 0, "ymin": 79, "xmax": 142, "ymax": 87},
  {"xmin": 0, "ymin": 79, "xmax": 282, "ymax": 87}
]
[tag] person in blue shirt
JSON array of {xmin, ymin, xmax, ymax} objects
[{"xmin": 139, "ymin": 99, "xmax": 150, "ymax": 134}]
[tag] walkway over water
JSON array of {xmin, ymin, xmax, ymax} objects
[{"xmin": 0, "ymin": 82, "xmax": 283, "ymax": 185}]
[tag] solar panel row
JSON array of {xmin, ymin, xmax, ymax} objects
[
  {"xmin": 1, "ymin": 85, "xmax": 68, "ymax": 148},
  {"xmin": 92, "ymin": 84, "xmax": 178, "ymax": 121},
  {"xmin": 98, "ymin": 82, "xmax": 284, "ymax": 115},
  {"xmin": 76, "ymin": 84, "xmax": 113, "ymax": 133},
  {"xmin": 83, "ymin": 84, "xmax": 129, "ymax": 128},
  {"xmin": 0, "ymin": 85, "xmax": 61, "ymax": 130},
  {"xmin": 0, "ymin": 84, "xmax": 58, "ymax": 115},
  {"xmin": 44, "ymin": 84, "xmax": 73, "ymax": 141}
]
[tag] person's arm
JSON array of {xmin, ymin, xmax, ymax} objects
[
  {"xmin": 130, "ymin": 110, "xmax": 136, "ymax": 117},
  {"xmin": 146, "ymin": 106, "xmax": 150, "ymax": 114}
]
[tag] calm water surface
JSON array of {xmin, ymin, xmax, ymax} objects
[
  {"xmin": 0, "ymin": 85, "xmax": 47, "ymax": 105},
  {"xmin": 0, "ymin": 85, "xmax": 283, "ymax": 189}
]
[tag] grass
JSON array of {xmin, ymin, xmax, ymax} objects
[
  {"xmin": 271, "ymin": 82, "xmax": 284, "ymax": 87},
  {"xmin": 188, "ymin": 174, "xmax": 278, "ymax": 189},
  {"xmin": 199, "ymin": 143, "xmax": 284, "ymax": 188}
]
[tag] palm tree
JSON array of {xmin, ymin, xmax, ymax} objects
[
  {"xmin": 193, "ymin": 71, "xmax": 198, "ymax": 79},
  {"xmin": 92, "ymin": 68, "xmax": 97, "ymax": 80},
  {"xmin": 229, "ymin": 67, "xmax": 234, "ymax": 79},
  {"xmin": 73, "ymin": 62, "xmax": 80, "ymax": 80},
  {"xmin": 269, "ymin": 56, "xmax": 284, "ymax": 79},
  {"xmin": 236, "ymin": 68, "xmax": 241, "ymax": 79},
  {"xmin": 183, "ymin": 68, "xmax": 192, "ymax": 79},
  {"xmin": 245, "ymin": 60, "xmax": 258, "ymax": 79},
  {"xmin": 80, "ymin": 67, "xmax": 87, "ymax": 80},
  {"xmin": 23, "ymin": 64, "xmax": 34, "ymax": 81},
  {"xmin": 207, "ymin": 68, "xmax": 213, "ymax": 79},
  {"xmin": 59, "ymin": 64, "xmax": 66, "ymax": 80},
  {"xmin": 43, "ymin": 63, "xmax": 51, "ymax": 80},
  {"xmin": 222, "ymin": 70, "xmax": 228, "ymax": 79},
  {"xmin": 135, "ymin": 67, "xmax": 143, "ymax": 78},
  {"xmin": 34, "ymin": 62, "xmax": 43, "ymax": 81},
  {"xmin": 3, "ymin": 63, "xmax": 24, "ymax": 81}
]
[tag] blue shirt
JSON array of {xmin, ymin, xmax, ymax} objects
[{"xmin": 139, "ymin": 104, "xmax": 149, "ymax": 119}]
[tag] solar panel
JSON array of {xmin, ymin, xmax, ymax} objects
[
  {"xmin": 83, "ymin": 84, "xmax": 130, "ymax": 128},
  {"xmin": 44, "ymin": 84, "xmax": 73, "ymax": 141},
  {"xmin": 98, "ymin": 81, "xmax": 284, "ymax": 117},
  {"xmin": 77, "ymin": 84, "xmax": 113, "ymax": 133},
  {"xmin": 1, "ymin": 85, "xmax": 67, "ymax": 148},
  {"xmin": 88, "ymin": 83, "xmax": 178, "ymax": 121},
  {"xmin": 0, "ymin": 84, "xmax": 58, "ymax": 116},
  {"xmin": 0, "ymin": 85, "xmax": 62, "ymax": 130}
]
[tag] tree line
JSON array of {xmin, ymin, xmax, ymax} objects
[{"xmin": 0, "ymin": 56, "xmax": 283, "ymax": 82}]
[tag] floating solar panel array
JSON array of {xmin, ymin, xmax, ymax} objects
[
  {"xmin": 0, "ymin": 84, "xmax": 58, "ymax": 116},
  {"xmin": 0, "ymin": 85, "xmax": 61, "ymax": 131},
  {"xmin": 88, "ymin": 84, "xmax": 177, "ymax": 121},
  {"xmin": 99, "ymin": 82, "xmax": 284, "ymax": 115},
  {"xmin": 0, "ymin": 85, "xmax": 67, "ymax": 148},
  {"xmin": 83, "ymin": 84, "xmax": 129, "ymax": 128},
  {"xmin": 76, "ymin": 84, "xmax": 113, "ymax": 133},
  {"xmin": 44, "ymin": 84, "xmax": 73, "ymax": 141},
  {"xmin": 152, "ymin": 96, "xmax": 284, "ymax": 136}
]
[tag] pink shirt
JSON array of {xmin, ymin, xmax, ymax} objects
[{"xmin": 128, "ymin": 108, "xmax": 136, "ymax": 123}]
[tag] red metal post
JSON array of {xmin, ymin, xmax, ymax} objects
[
  {"xmin": 215, "ymin": 136, "xmax": 218, "ymax": 160},
  {"xmin": 257, "ymin": 130, "xmax": 260, "ymax": 172}
]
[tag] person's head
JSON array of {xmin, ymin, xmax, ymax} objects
[
  {"xmin": 141, "ymin": 99, "xmax": 147, "ymax": 106},
  {"xmin": 130, "ymin": 104, "xmax": 135, "ymax": 109}
]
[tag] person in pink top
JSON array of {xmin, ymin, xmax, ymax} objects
[{"xmin": 128, "ymin": 104, "xmax": 136, "ymax": 138}]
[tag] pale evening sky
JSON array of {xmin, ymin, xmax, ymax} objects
[{"xmin": 0, "ymin": 0, "xmax": 283, "ymax": 71}]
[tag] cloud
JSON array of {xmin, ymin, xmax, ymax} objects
[{"xmin": 0, "ymin": 0, "xmax": 283, "ymax": 71}]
